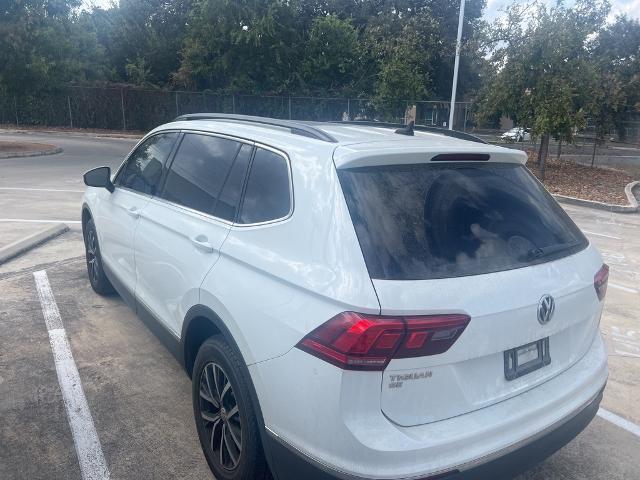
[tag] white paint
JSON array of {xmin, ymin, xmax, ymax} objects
[
  {"xmin": 614, "ymin": 348, "xmax": 640, "ymax": 358},
  {"xmin": 33, "ymin": 270, "xmax": 110, "ymax": 480},
  {"xmin": 0, "ymin": 218, "xmax": 81, "ymax": 224},
  {"xmin": 611, "ymin": 326, "xmax": 637, "ymax": 340},
  {"xmin": 0, "ymin": 187, "xmax": 84, "ymax": 193},
  {"xmin": 609, "ymin": 326, "xmax": 640, "ymax": 357},
  {"xmin": 597, "ymin": 408, "xmax": 640, "ymax": 438},
  {"xmin": 609, "ymin": 283, "xmax": 639, "ymax": 294},
  {"xmin": 581, "ymin": 230, "xmax": 621, "ymax": 240}
]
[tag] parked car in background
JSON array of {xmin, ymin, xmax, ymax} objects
[
  {"xmin": 502, "ymin": 127, "xmax": 531, "ymax": 142},
  {"xmin": 82, "ymin": 115, "xmax": 608, "ymax": 480}
]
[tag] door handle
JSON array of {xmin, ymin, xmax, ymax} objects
[
  {"xmin": 190, "ymin": 235, "xmax": 215, "ymax": 253},
  {"xmin": 126, "ymin": 206, "xmax": 140, "ymax": 219}
]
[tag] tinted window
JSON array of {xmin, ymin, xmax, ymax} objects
[
  {"xmin": 118, "ymin": 133, "xmax": 177, "ymax": 194},
  {"xmin": 239, "ymin": 148, "xmax": 291, "ymax": 224},
  {"xmin": 338, "ymin": 163, "xmax": 587, "ymax": 280},
  {"xmin": 161, "ymin": 134, "xmax": 242, "ymax": 215},
  {"xmin": 212, "ymin": 143, "xmax": 253, "ymax": 221}
]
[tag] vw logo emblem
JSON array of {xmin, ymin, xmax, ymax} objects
[{"xmin": 537, "ymin": 294, "xmax": 555, "ymax": 325}]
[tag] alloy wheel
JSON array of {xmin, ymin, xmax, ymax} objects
[
  {"xmin": 199, "ymin": 362, "xmax": 243, "ymax": 470},
  {"xmin": 86, "ymin": 230, "xmax": 100, "ymax": 284}
]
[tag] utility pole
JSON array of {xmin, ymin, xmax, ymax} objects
[{"xmin": 448, "ymin": 0, "xmax": 465, "ymax": 131}]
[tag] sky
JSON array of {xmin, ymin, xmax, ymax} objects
[
  {"xmin": 484, "ymin": 0, "xmax": 640, "ymax": 21},
  {"xmin": 82, "ymin": 0, "xmax": 640, "ymax": 21}
]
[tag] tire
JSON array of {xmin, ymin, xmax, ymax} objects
[
  {"xmin": 193, "ymin": 337, "xmax": 269, "ymax": 480},
  {"xmin": 83, "ymin": 218, "xmax": 115, "ymax": 295}
]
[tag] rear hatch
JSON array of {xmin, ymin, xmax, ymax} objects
[{"xmin": 336, "ymin": 151, "xmax": 604, "ymax": 426}]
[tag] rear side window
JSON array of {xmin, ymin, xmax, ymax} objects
[
  {"xmin": 238, "ymin": 148, "xmax": 291, "ymax": 224},
  {"xmin": 161, "ymin": 134, "xmax": 244, "ymax": 216},
  {"xmin": 117, "ymin": 132, "xmax": 177, "ymax": 195},
  {"xmin": 338, "ymin": 163, "xmax": 587, "ymax": 280}
]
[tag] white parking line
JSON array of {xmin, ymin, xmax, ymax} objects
[
  {"xmin": 609, "ymin": 283, "xmax": 639, "ymax": 294},
  {"xmin": 0, "ymin": 187, "xmax": 84, "ymax": 193},
  {"xmin": 597, "ymin": 408, "xmax": 640, "ymax": 438},
  {"xmin": 0, "ymin": 218, "xmax": 81, "ymax": 224},
  {"xmin": 33, "ymin": 270, "xmax": 110, "ymax": 480},
  {"xmin": 581, "ymin": 230, "xmax": 622, "ymax": 240}
]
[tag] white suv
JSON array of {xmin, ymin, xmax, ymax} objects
[{"xmin": 82, "ymin": 115, "xmax": 609, "ymax": 480}]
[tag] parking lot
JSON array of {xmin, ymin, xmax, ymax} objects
[{"xmin": 0, "ymin": 131, "xmax": 639, "ymax": 479}]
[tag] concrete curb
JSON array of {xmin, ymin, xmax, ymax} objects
[
  {"xmin": 553, "ymin": 181, "xmax": 639, "ymax": 213},
  {"xmin": 0, "ymin": 223, "xmax": 69, "ymax": 265},
  {"xmin": 0, "ymin": 146, "xmax": 63, "ymax": 159}
]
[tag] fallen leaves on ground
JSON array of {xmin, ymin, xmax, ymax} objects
[{"xmin": 526, "ymin": 153, "xmax": 636, "ymax": 205}]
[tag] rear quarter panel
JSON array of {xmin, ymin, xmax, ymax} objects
[{"xmin": 199, "ymin": 147, "xmax": 380, "ymax": 365}]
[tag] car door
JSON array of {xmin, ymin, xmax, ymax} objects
[
  {"xmin": 134, "ymin": 132, "xmax": 253, "ymax": 336},
  {"xmin": 95, "ymin": 132, "xmax": 178, "ymax": 299}
]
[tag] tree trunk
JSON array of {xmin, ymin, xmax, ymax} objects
[
  {"xmin": 539, "ymin": 134, "xmax": 550, "ymax": 181},
  {"xmin": 591, "ymin": 137, "xmax": 598, "ymax": 167},
  {"xmin": 537, "ymin": 138, "xmax": 545, "ymax": 166},
  {"xmin": 557, "ymin": 138, "xmax": 562, "ymax": 160}
]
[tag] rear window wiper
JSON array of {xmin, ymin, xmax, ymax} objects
[{"xmin": 526, "ymin": 242, "xmax": 581, "ymax": 261}]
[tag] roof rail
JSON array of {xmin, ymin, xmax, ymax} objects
[
  {"xmin": 330, "ymin": 120, "xmax": 488, "ymax": 144},
  {"xmin": 173, "ymin": 113, "xmax": 338, "ymax": 143}
]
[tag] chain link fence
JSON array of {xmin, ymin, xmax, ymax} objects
[{"xmin": 0, "ymin": 86, "xmax": 474, "ymax": 132}]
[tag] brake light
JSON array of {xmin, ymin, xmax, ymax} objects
[
  {"xmin": 296, "ymin": 312, "xmax": 470, "ymax": 371},
  {"xmin": 431, "ymin": 153, "xmax": 490, "ymax": 162},
  {"xmin": 594, "ymin": 264, "xmax": 609, "ymax": 301}
]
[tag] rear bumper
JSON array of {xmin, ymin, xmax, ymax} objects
[
  {"xmin": 254, "ymin": 332, "xmax": 608, "ymax": 480},
  {"xmin": 267, "ymin": 386, "xmax": 604, "ymax": 480}
]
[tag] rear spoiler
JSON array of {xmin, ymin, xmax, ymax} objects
[
  {"xmin": 333, "ymin": 145, "xmax": 527, "ymax": 169},
  {"xmin": 329, "ymin": 121, "xmax": 488, "ymax": 144}
]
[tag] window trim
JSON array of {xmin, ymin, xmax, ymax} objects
[{"xmin": 112, "ymin": 130, "xmax": 181, "ymax": 197}]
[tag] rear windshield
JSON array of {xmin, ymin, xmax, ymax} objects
[{"xmin": 338, "ymin": 162, "xmax": 587, "ymax": 280}]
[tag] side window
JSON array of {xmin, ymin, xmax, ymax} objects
[
  {"xmin": 117, "ymin": 133, "xmax": 177, "ymax": 195},
  {"xmin": 160, "ymin": 133, "xmax": 244, "ymax": 216},
  {"xmin": 238, "ymin": 148, "xmax": 291, "ymax": 224},
  {"xmin": 212, "ymin": 143, "xmax": 253, "ymax": 221}
]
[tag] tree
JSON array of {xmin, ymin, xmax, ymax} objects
[
  {"xmin": 87, "ymin": 0, "xmax": 193, "ymax": 87},
  {"xmin": 176, "ymin": 0, "xmax": 307, "ymax": 93},
  {"xmin": 0, "ymin": 0, "xmax": 491, "ymax": 122},
  {"xmin": 298, "ymin": 15, "xmax": 362, "ymax": 95},
  {"xmin": 588, "ymin": 15, "xmax": 640, "ymax": 144},
  {"xmin": 0, "ymin": 0, "xmax": 104, "ymax": 95},
  {"xmin": 477, "ymin": 0, "xmax": 610, "ymax": 179}
]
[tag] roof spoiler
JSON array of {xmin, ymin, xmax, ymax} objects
[{"xmin": 331, "ymin": 120, "xmax": 488, "ymax": 144}]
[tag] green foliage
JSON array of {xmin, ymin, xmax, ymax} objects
[
  {"xmin": 0, "ymin": 0, "xmax": 105, "ymax": 94},
  {"xmin": 477, "ymin": 0, "xmax": 610, "ymax": 142},
  {"xmin": 174, "ymin": 0, "xmax": 308, "ymax": 94},
  {"xmin": 0, "ymin": 0, "xmax": 490, "ymax": 103},
  {"xmin": 2, "ymin": 0, "xmax": 637, "ymax": 140},
  {"xmin": 299, "ymin": 15, "xmax": 361, "ymax": 95},
  {"xmin": 588, "ymin": 15, "xmax": 640, "ymax": 140}
]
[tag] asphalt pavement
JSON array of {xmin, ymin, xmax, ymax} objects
[
  {"xmin": 0, "ymin": 131, "xmax": 138, "ymax": 248},
  {"xmin": 0, "ymin": 131, "xmax": 638, "ymax": 480}
]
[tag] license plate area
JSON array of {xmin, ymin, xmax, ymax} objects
[{"xmin": 504, "ymin": 338, "xmax": 551, "ymax": 381}]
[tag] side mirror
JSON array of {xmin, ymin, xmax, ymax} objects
[{"xmin": 84, "ymin": 167, "xmax": 114, "ymax": 193}]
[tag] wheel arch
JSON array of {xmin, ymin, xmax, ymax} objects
[
  {"xmin": 182, "ymin": 305, "xmax": 234, "ymax": 378},
  {"xmin": 181, "ymin": 304, "xmax": 279, "ymax": 477},
  {"xmin": 81, "ymin": 203, "xmax": 92, "ymax": 236}
]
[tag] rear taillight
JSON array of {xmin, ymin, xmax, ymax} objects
[
  {"xmin": 296, "ymin": 312, "xmax": 470, "ymax": 371},
  {"xmin": 594, "ymin": 264, "xmax": 609, "ymax": 301}
]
